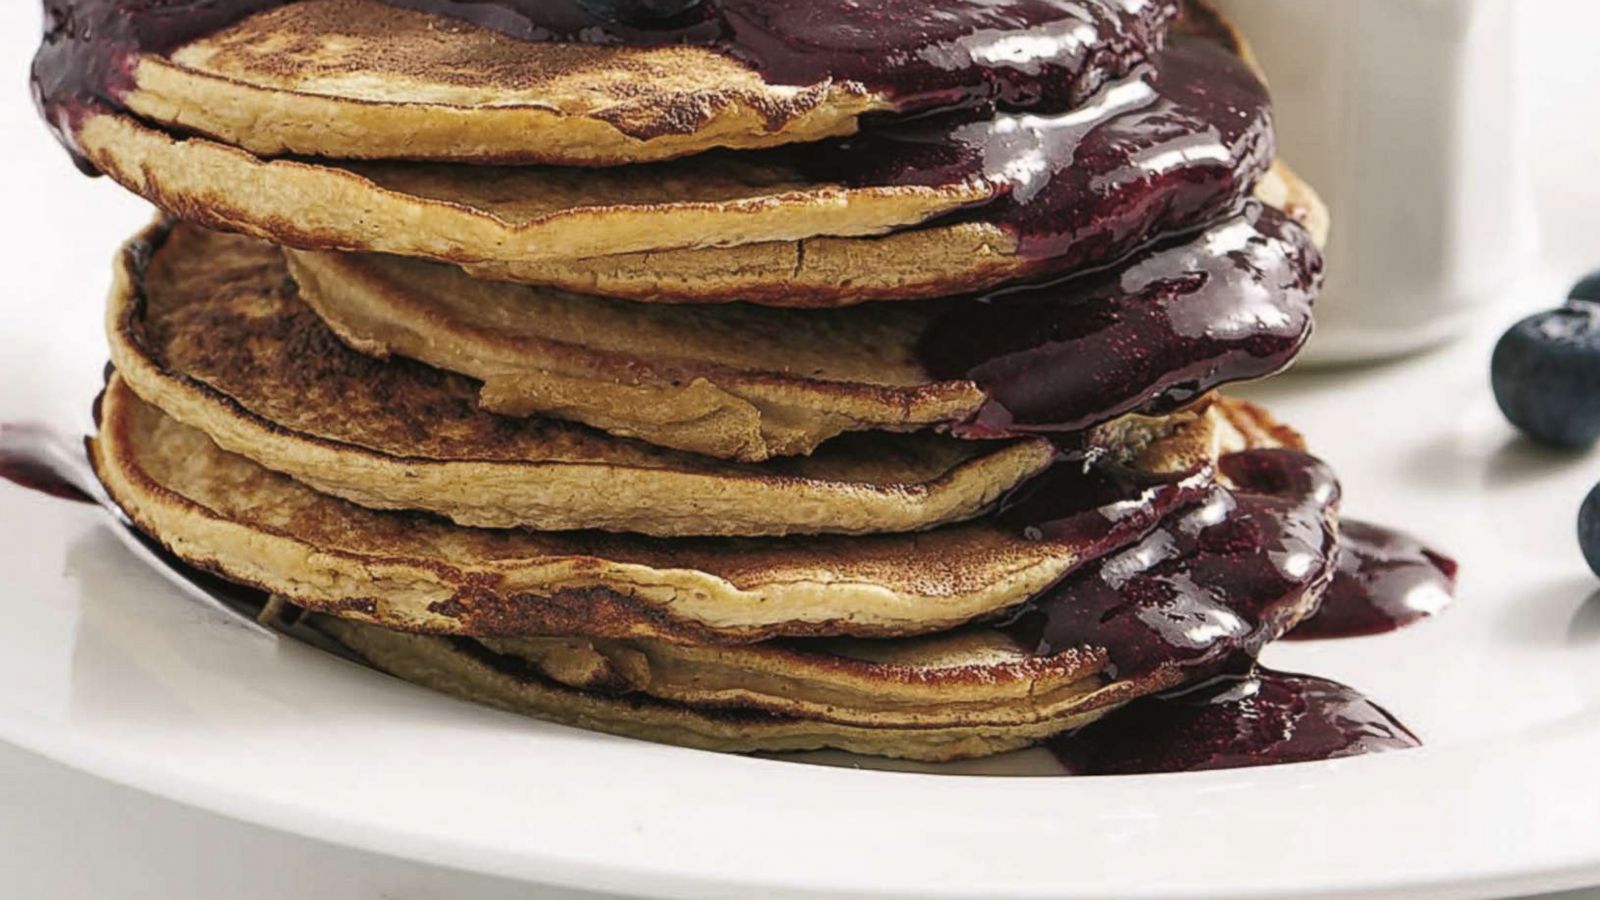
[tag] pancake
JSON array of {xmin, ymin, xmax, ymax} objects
[
  {"xmin": 108, "ymin": 0, "xmax": 1175, "ymax": 167},
  {"xmin": 448, "ymin": 2, "xmax": 1313, "ymax": 307},
  {"xmin": 467, "ymin": 162, "xmax": 1328, "ymax": 307},
  {"xmin": 306, "ymin": 443, "xmax": 1340, "ymax": 761},
  {"xmin": 72, "ymin": 6, "xmax": 1262, "ymax": 283},
  {"xmin": 291, "ymin": 199, "xmax": 1321, "ymax": 460},
  {"xmin": 108, "ymin": 218, "xmax": 1058, "ymax": 537},
  {"xmin": 73, "ymin": 111, "xmax": 987, "ymax": 264},
  {"xmin": 91, "ymin": 375, "xmax": 1295, "ymax": 643}
]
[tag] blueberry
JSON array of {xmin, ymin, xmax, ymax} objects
[
  {"xmin": 1572, "ymin": 271, "xmax": 1600, "ymax": 304},
  {"xmin": 576, "ymin": 0, "xmax": 705, "ymax": 25},
  {"xmin": 1491, "ymin": 300, "xmax": 1600, "ymax": 449},
  {"xmin": 1581, "ymin": 483, "xmax": 1600, "ymax": 577}
]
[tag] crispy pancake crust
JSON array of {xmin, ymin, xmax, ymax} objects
[
  {"xmin": 109, "ymin": 219, "xmax": 1057, "ymax": 536},
  {"xmin": 92, "ymin": 376, "xmax": 1292, "ymax": 643},
  {"xmin": 309, "ymin": 616, "xmax": 1057, "ymax": 761},
  {"xmin": 124, "ymin": 0, "xmax": 887, "ymax": 166},
  {"xmin": 75, "ymin": 111, "xmax": 987, "ymax": 265}
]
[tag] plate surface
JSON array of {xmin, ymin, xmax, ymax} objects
[{"xmin": 8, "ymin": 29, "xmax": 1600, "ymax": 900}]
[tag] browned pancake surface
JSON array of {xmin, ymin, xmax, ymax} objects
[{"xmin": 127, "ymin": 0, "xmax": 885, "ymax": 164}]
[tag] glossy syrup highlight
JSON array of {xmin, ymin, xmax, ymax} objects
[
  {"xmin": 919, "ymin": 203, "xmax": 1322, "ymax": 438},
  {"xmin": 1000, "ymin": 449, "xmax": 1340, "ymax": 681}
]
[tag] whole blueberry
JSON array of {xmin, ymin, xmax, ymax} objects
[
  {"xmin": 1581, "ymin": 483, "xmax": 1600, "ymax": 578},
  {"xmin": 1572, "ymin": 271, "xmax": 1600, "ymax": 304},
  {"xmin": 576, "ymin": 0, "xmax": 705, "ymax": 24},
  {"xmin": 1491, "ymin": 300, "xmax": 1600, "ymax": 449}
]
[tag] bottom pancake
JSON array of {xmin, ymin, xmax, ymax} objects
[
  {"xmin": 307, "ymin": 446, "xmax": 1341, "ymax": 760},
  {"xmin": 307, "ymin": 615, "xmax": 1047, "ymax": 761}
]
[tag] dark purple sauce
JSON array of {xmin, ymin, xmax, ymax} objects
[
  {"xmin": 920, "ymin": 202, "xmax": 1321, "ymax": 439},
  {"xmin": 0, "ymin": 424, "xmax": 94, "ymax": 504},
  {"xmin": 1289, "ymin": 519, "xmax": 1459, "ymax": 641},
  {"xmin": 1000, "ymin": 448, "xmax": 1341, "ymax": 681},
  {"xmin": 994, "ymin": 450, "xmax": 1212, "ymax": 547},
  {"xmin": 33, "ymin": 0, "xmax": 1176, "ymax": 165},
  {"xmin": 809, "ymin": 34, "xmax": 1274, "ymax": 268},
  {"xmin": 1050, "ymin": 666, "xmax": 1420, "ymax": 775}
]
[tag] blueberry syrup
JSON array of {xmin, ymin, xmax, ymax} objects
[
  {"xmin": 920, "ymin": 202, "xmax": 1322, "ymax": 439},
  {"xmin": 1001, "ymin": 449, "xmax": 1340, "ymax": 681},
  {"xmin": 1288, "ymin": 519, "xmax": 1459, "ymax": 641},
  {"xmin": 808, "ymin": 34, "xmax": 1275, "ymax": 270},
  {"xmin": 14, "ymin": 384, "xmax": 1425, "ymax": 774},
  {"xmin": 1050, "ymin": 666, "xmax": 1420, "ymax": 775},
  {"xmin": 33, "ymin": 0, "xmax": 1176, "ymax": 166}
]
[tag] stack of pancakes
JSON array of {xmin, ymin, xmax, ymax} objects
[{"xmin": 48, "ymin": 0, "xmax": 1341, "ymax": 760}]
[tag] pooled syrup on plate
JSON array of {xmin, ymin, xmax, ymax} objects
[
  {"xmin": 33, "ymin": 0, "xmax": 1176, "ymax": 164},
  {"xmin": 1050, "ymin": 666, "xmax": 1421, "ymax": 775},
  {"xmin": 1288, "ymin": 519, "xmax": 1459, "ymax": 640}
]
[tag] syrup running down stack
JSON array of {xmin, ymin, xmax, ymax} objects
[{"xmin": 16, "ymin": 0, "xmax": 1456, "ymax": 773}]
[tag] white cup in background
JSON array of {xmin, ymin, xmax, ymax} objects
[{"xmin": 1212, "ymin": 0, "xmax": 1537, "ymax": 364}]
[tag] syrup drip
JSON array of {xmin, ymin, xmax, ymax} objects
[
  {"xmin": 1050, "ymin": 666, "xmax": 1420, "ymax": 775},
  {"xmin": 919, "ymin": 202, "xmax": 1321, "ymax": 438},
  {"xmin": 1001, "ymin": 449, "xmax": 1341, "ymax": 681},
  {"xmin": 1288, "ymin": 519, "xmax": 1459, "ymax": 641},
  {"xmin": 33, "ymin": 0, "xmax": 1177, "ymax": 166}
]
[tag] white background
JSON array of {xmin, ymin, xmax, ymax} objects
[{"xmin": 3, "ymin": 2, "xmax": 1600, "ymax": 898}]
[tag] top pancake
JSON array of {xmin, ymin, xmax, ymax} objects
[
  {"xmin": 117, "ymin": 0, "xmax": 1172, "ymax": 166},
  {"xmin": 70, "ymin": 3, "xmax": 1256, "ymax": 286}
]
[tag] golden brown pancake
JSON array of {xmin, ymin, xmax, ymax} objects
[
  {"xmin": 465, "ymin": 162, "xmax": 1329, "ymax": 306},
  {"xmin": 74, "ymin": 111, "xmax": 987, "ymax": 265},
  {"xmin": 308, "ymin": 614, "xmax": 1066, "ymax": 761},
  {"xmin": 287, "ymin": 186, "xmax": 1323, "ymax": 461},
  {"xmin": 122, "ymin": 0, "xmax": 888, "ymax": 166},
  {"xmin": 109, "ymin": 219, "xmax": 1057, "ymax": 537},
  {"xmin": 91, "ymin": 376, "xmax": 1293, "ymax": 644}
]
